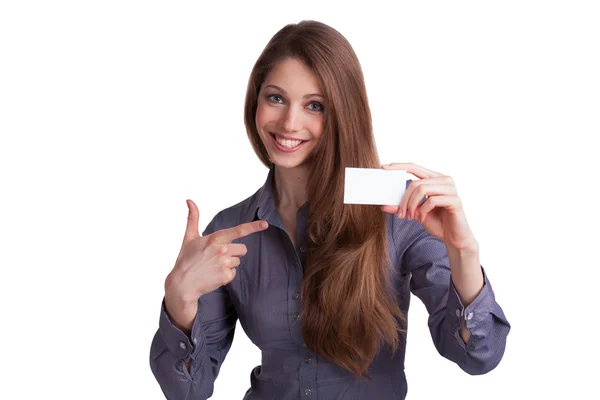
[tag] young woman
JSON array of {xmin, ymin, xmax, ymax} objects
[{"xmin": 150, "ymin": 20, "xmax": 510, "ymax": 400}]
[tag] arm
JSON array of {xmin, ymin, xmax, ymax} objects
[
  {"xmin": 149, "ymin": 216, "xmax": 238, "ymax": 400},
  {"xmin": 404, "ymin": 227, "xmax": 511, "ymax": 375}
]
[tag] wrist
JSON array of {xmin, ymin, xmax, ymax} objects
[
  {"xmin": 445, "ymin": 237, "xmax": 478, "ymax": 255},
  {"xmin": 164, "ymin": 295, "xmax": 198, "ymax": 334},
  {"xmin": 445, "ymin": 241, "xmax": 484, "ymax": 306}
]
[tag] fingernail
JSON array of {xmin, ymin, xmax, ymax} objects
[{"xmin": 261, "ymin": 221, "xmax": 268, "ymax": 229}]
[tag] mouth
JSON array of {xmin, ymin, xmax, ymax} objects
[{"xmin": 269, "ymin": 132, "xmax": 307, "ymax": 152}]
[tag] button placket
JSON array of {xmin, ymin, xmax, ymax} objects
[
  {"xmin": 288, "ymin": 214, "xmax": 307, "ymax": 348},
  {"xmin": 295, "ymin": 209, "xmax": 315, "ymax": 399}
]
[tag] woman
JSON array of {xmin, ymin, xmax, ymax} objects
[{"xmin": 150, "ymin": 20, "xmax": 510, "ymax": 399}]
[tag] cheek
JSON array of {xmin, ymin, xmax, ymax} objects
[
  {"xmin": 309, "ymin": 117, "xmax": 325, "ymax": 139},
  {"xmin": 255, "ymin": 102, "xmax": 274, "ymax": 130}
]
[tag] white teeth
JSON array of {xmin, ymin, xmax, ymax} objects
[{"xmin": 275, "ymin": 136, "xmax": 303, "ymax": 148}]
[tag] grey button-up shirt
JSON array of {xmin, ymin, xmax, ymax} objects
[{"xmin": 150, "ymin": 166, "xmax": 510, "ymax": 399}]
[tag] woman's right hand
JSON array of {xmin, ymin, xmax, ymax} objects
[{"xmin": 164, "ymin": 199, "xmax": 269, "ymax": 333}]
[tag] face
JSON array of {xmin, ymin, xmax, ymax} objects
[{"xmin": 255, "ymin": 58, "xmax": 325, "ymax": 170}]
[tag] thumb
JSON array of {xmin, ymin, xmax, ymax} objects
[{"xmin": 183, "ymin": 199, "xmax": 200, "ymax": 243}]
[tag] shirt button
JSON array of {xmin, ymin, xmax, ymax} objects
[
  {"xmin": 179, "ymin": 341, "xmax": 187, "ymax": 350},
  {"xmin": 300, "ymin": 245, "xmax": 307, "ymax": 253},
  {"xmin": 455, "ymin": 309, "xmax": 462, "ymax": 317},
  {"xmin": 293, "ymin": 292, "xmax": 300, "ymax": 300},
  {"xmin": 305, "ymin": 356, "xmax": 312, "ymax": 363},
  {"xmin": 467, "ymin": 312, "xmax": 473, "ymax": 320},
  {"xmin": 192, "ymin": 337, "xmax": 198, "ymax": 345},
  {"xmin": 304, "ymin": 388, "xmax": 312, "ymax": 396},
  {"xmin": 294, "ymin": 312, "xmax": 300, "ymax": 321}
]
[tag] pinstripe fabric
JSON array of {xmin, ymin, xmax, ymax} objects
[{"xmin": 150, "ymin": 165, "xmax": 510, "ymax": 399}]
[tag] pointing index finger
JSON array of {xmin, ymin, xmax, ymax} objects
[{"xmin": 213, "ymin": 220, "xmax": 269, "ymax": 244}]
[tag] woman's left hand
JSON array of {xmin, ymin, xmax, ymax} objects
[{"xmin": 380, "ymin": 162, "xmax": 478, "ymax": 251}]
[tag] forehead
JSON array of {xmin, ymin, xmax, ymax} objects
[{"xmin": 263, "ymin": 58, "xmax": 322, "ymax": 94}]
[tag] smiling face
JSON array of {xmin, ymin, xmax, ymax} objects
[{"xmin": 255, "ymin": 58, "xmax": 326, "ymax": 170}]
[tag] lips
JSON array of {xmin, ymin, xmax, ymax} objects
[
  {"xmin": 269, "ymin": 132, "xmax": 307, "ymax": 152},
  {"xmin": 269, "ymin": 132, "xmax": 306, "ymax": 142}
]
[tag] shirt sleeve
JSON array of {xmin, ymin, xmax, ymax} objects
[
  {"xmin": 149, "ymin": 213, "xmax": 238, "ymax": 400},
  {"xmin": 403, "ymin": 225, "xmax": 511, "ymax": 375}
]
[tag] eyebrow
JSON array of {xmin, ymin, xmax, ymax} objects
[{"xmin": 264, "ymin": 84, "xmax": 324, "ymax": 99}]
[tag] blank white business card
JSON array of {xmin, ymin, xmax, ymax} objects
[{"xmin": 343, "ymin": 167, "xmax": 407, "ymax": 205}]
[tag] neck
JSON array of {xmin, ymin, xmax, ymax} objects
[{"xmin": 273, "ymin": 164, "xmax": 309, "ymax": 211}]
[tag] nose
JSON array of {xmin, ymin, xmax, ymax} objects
[{"xmin": 281, "ymin": 105, "xmax": 302, "ymax": 133}]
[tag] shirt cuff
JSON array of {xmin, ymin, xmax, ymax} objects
[
  {"xmin": 158, "ymin": 298, "xmax": 205, "ymax": 359},
  {"xmin": 446, "ymin": 266, "xmax": 495, "ymax": 333}
]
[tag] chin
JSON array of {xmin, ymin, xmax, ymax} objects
[{"xmin": 271, "ymin": 156, "xmax": 309, "ymax": 170}]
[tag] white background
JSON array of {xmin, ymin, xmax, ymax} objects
[{"xmin": 1, "ymin": 1, "xmax": 598, "ymax": 399}]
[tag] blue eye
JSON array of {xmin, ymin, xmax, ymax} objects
[
  {"xmin": 267, "ymin": 94, "xmax": 283, "ymax": 103},
  {"xmin": 308, "ymin": 102, "xmax": 324, "ymax": 112}
]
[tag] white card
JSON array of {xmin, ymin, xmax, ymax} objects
[{"xmin": 343, "ymin": 167, "xmax": 407, "ymax": 205}]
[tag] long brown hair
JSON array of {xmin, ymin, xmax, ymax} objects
[{"xmin": 244, "ymin": 20, "xmax": 406, "ymax": 378}]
